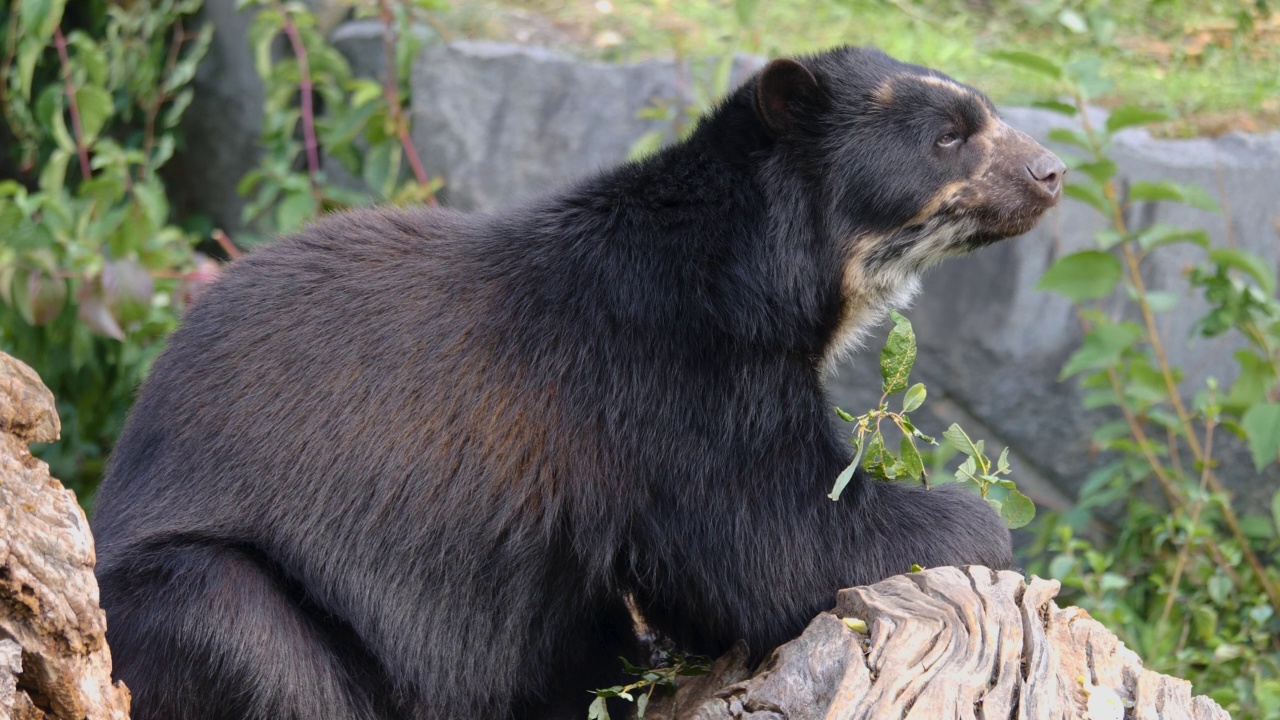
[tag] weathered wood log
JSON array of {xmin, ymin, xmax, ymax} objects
[
  {"xmin": 0, "ymin": 352, "xmax": 131, "ymax": 719},
  {"xmin": 647, "ymin": 565, "xmax": 1229, "ymax": 720}
]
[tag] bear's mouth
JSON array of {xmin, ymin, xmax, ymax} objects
[{"xmin": 953, "ymin": 195, "xmax": 1059, "ymax": 249}]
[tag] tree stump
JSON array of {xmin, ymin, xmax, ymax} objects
[
  {"xmin": 647, "ymin": 565, "xmax": 1229, "ymax": 719},
  {"xmin": 0, "ymin": 352, "xmax": 130, "ymax": 719}
]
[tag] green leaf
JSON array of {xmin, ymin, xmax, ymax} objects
[
  {"xmin": 944, "ymin": 424, "xmax": 980, "ymax": 458},
  {"xmin": 1000, "ymin": 490, "xmax": 1036, "ymax": 529},
  {"xmin": 1141, "ymin": 290, "xmax": 1178, "ymax": 313},
  {"xmin": 1241, "ymin": 403, "xmax": 1280, "ymax": 471},
  {"xmin": 1128, "ymin": 180, "xmax": 1220, "ymax": 213},
  {"xmin": 1094, "ymin": 229, "xmax": 1125, "ymax": 250},
  {"xmin": 834, "ymin": 407, "xmax": 854, "ymax": 422},
  {"xmin": 1207, "ymin": 574, "xmax": 1231, "ymax": 606},
  {"xmin": 1047, "ymin": 127, "xmax": 1091, "ymax": 151},
  {"xmin": 1128, "ymin": 180, "xmax": 1182, "ymax": 203},
  {"xmin": 1062, "ymin": 182, "xmax": 1109, "ymax": 214},
  {"xmin": 899, "ymin": 435, "xmax": 924, "ymax": 481},
  {"xmin": 587, "ymin": 696, "xmax": 610, "ymax": 720},
  {"xmin": 635, "ymin": 691, "xmax": 650, "ymax": 719},
  {"xmin": 1030, "ymin": 99, "xmax": 1077, "ymax": 117},
  {"xmin": 74, "ymin": 85, "xmax": 113, "ymax": 145},
  {"xmin": 67, "ymin": 31, "xmax": 106, "ymax": 85},
  {"xmin": 627, "ymin": 129, "xmax": 667, "ymax": 161},
  {"xmin": 1272, "ymin": 488, "xmax": 1280, "ymax": 538},
  {"xmin": 901, "ymin": 383, "xmax": 926, "ymax": 413},
  {"xmin": 829, "ymin": 438, "xmax": 864, "ymax": 501},
  {"xmin": 1074, "ymin": 158, "xmax": 1116, "ymax": 184},
  {"xmin": 39, "ymin": 148, "xmax": 72, "ymax": 196},
  {"xmin": 15, "ymin": 37, "xmax": 42, "ymax": 103},
  {"xmin": 19, "ymin": 0, "xmax": 68, "ymax": 45},
  {"xmin": 1208, "ymin": 247, "xmax": 1277, "ymax": 295},
  {"xmin": 1135, "ymin": 225, "xmax": 1209, "ymax": 252},
  {"xmin": 1037, "ymin": 250, "xmax": 1122, "ymax": 301},
  {"xmin": 349, "ymin": 78, "xmax": 383, "ymax": 108},
  {"xmin": 275, "ymin": 191, "xmax": 317, "ymax": 233},
  {"xmin": 1105, "ymin": 105, "xmax": 1172, "ymax": 133},
  {"xmin": 879, "ymin": 310, "xmax": 916, "ymax": 395},
  {"xmin": 996, "ymin": 447, "xmax": 1010, "ymax": 474},
  {"xmin": 1060, "ymin": 322, "xmax": 1144, "ymax": 378},
  {"xmin": 989, "ymin": 50, "xmax": 1062, "ymax": 79},
  {"xmin": 1240, "ymin": 514, "xmax": 1275, "ymax": 540},
  {"xmin": 861, "ymin": 433, "xmax": 893, "ymax": 480},
  {"xmin": 362, "ymin": 141, "xmax": 400, "ymax": 198},
  {"xmin": 1226, "ymin": 350, "xmax": 1277, "ymax": 413}
]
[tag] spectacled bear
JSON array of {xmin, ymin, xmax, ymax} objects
[{"xmin": 91, "ymin": 46, "xmax": 1064, "ymax": 720}]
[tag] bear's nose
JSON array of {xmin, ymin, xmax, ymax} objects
[{"xmin": 1027, "ymin": 152, "xmax": 1066, "ymax": 197}]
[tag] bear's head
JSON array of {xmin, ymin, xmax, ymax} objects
[{"xmin": 751, "ymin": 47, "xmax": 1065, "ymax": 362}]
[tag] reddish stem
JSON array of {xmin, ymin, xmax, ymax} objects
[
  {"xmin": 212, "ymin": 229, "xmax": 243, "ymax": 260},
  {"xmin": 378, "ymin": 0, "xmax": 436, "ymax": 204},
  {"xmin": 53, "ymin": 26, "xmax": 92, "ymax": 180},
  {"xmin": 141, "ymin": 19, "xmax": 188, "ymax": 182},
  {"xmin": 279, "ymin": 9, "xmax": 321, "ymax": 192}
]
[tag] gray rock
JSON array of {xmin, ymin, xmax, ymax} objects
[
  {"xmin": 409, "ymin": 41, "xmax": 765, "ymax": 210},
  {"xmin": 405, "ymin": 44, "xmax": 1279, "ymax": 507}
]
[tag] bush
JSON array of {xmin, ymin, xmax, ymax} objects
[
  {"xmin": 0, "ymin": 0, "xmax": 211, "ymax": 501},
  {"xmin": 997, "ymin": 51, "xmax": 1280, "ymax": 719}
]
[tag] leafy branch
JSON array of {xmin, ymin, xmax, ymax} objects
[
  {"xmin": 588, "ymin": 652, "xmax": 710, "ymax": 720},
  {"xmin": 829, "ymin": 310, "xmax": 1035, "ymax": 529}
]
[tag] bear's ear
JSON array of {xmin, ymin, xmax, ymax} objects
[{"xmin": 755, "ymin": 58, "xmax": 820, "ymax": 134}]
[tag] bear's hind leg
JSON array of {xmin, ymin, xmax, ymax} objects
[{"xmin": 99, "ymin": 543, "xmax": 391, "ymax": 720}]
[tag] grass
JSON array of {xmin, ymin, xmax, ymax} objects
[{"xmin": 462, "ymin": 0, "xmax": 1280, "ymax": 134}]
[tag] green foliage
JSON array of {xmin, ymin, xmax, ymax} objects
[
  {"xmin": 998, "ymin": 50, "xmax": 1280, "ymax": 719},
  {"xmin": 234, "ymin": 0, "xmax": 443, "ymax": 243},
  {"xmin": 0, "ymin": 0, "xmax": 447, "ymax": 500},
  {"xmin": 829, "ymin": 311, "xmax": 1034, "ymax": 529},
  {"xmin": 0, "ymin": 0, "xmax": 211, "ymax": 500},
  {"xmin": 588, "ymin": 651, "xmax": 710, "ymax": 719}
]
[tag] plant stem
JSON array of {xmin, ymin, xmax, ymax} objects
[
  {"xmin": 212, "ymin": 229, "xmax": 243, "ymax": 260},
  {"xmin": 377, "ymin": 0, "xmax": 435, "ymax": 204},
  {"xmin": 279, "ymin": 7, "xmax": 321, "ymax": 194},
  {"xmin": 1158, "ymin": 416, "xmax": 1215, "ymax": 635},
  {"xmin": 53, "ymin": 26, "xmax": 92, "ymax": 180},
  {"xmin": 140, "ymin": 20, "xmax": 188, "ymax": 182}
]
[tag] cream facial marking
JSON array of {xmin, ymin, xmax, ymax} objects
[{"xmin": 916, "ymin": 74, "xmax": 971, "ymax": 95}]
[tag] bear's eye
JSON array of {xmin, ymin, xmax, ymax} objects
[{"xmin": 936, "ymin": 133, "xmax": 962, "ymax": 148}]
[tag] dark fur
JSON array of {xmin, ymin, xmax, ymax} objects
[{"xmin": 93, "ymin": 47, "xmax": 1061, "ymax": 720}]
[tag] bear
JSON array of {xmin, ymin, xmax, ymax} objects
[{"xmin": 91, "ymin": 46, "xmax": 1063, "ymax": 720}]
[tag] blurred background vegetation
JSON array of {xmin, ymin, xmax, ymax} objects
[{"xmin": 1, "ymin": 0, "xmax": 1279, "ymax": 716}]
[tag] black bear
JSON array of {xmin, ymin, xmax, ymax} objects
[{"xmin": 92, "ymin": 46, "xmax": 1063, "ymax": 720}]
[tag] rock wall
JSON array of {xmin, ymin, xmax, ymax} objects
[{"xmin": 172, "ymin": 0, "xmax": 1280, "ymax": 507}]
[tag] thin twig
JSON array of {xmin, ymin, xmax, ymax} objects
[
  {"xmin": 212, "ymin": 229, "xmax": 243, "ymax": 260},
  {"xmin": 140, "ymin": 20, "xmax": 188, "ymax": 182},
  {"xmin": 278, "ymin": 6, "xmax": 321, "ymax": 193},
  {"xmin": 377, "ymin": 0, "xmax": 436, "ymax": 204},
  {"xmin": 1158, "ymin": 416, "xmax": 1215, "ymax": 635},
  {"xmin": 53, "ymin": 26, "xmax": 92, "ymax": 179}
]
